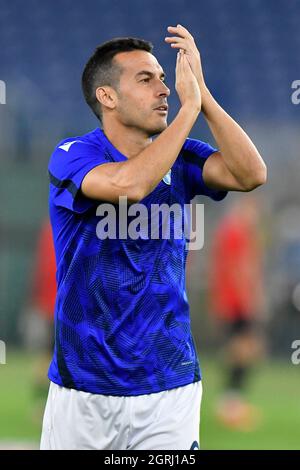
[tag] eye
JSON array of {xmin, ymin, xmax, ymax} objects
[{"xmin": 140, "ymin": 78, "xmax": 150, "ymax": 83}]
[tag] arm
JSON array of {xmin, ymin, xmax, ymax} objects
[
  {"xmin": 82, "ymin": 105, "xmax": 199, "ymax": 204},
  {"xmin": 200, "ymin": 90, "xmax": 267, "ymax": 191},
  {"xmin": 82, "ymin": 51, "xmax": 201, "ymax": 204},
  {"xmin": 165, "ymin": 25, "xmax": 267, "ymax": 192}
]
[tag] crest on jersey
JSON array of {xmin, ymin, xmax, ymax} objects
[{"xmin": 162, "ymin": 169, "xmax": 171, "ymax": 185}]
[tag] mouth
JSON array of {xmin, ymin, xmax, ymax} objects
[{"xmin": 154, "ymin": 105, "xmax": 168, "ymax": 114}]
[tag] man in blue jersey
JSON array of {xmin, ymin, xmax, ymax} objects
[{"xmin": 40, "ymin": 24, "xmax": 266, "ymax": 450}]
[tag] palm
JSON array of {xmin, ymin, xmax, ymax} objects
[{"xmin": 165, "ymin": 25, "xmax": 205, "ymax": 88}]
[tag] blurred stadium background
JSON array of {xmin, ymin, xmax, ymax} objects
[{"xmin": 0, "ymin": 0, "xmax": 300, "ymax": 449}]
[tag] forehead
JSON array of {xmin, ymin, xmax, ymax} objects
[{"xmin": 114, "ymin": 50, "xmax": 164, "ymax": 76}]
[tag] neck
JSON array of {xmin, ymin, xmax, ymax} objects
[{"xmin": 102, "ymin": 119, "xmax": 153, "ymax": 159}]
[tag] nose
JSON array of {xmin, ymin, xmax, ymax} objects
[{"xmin": 158, "ymin": 81, "xmax": 170, "ymax": 97}]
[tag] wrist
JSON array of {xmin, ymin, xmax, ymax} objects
[
  {"xmin": 200, "ymin": 87, "xmax": 213, "ymax": 115},
  {"xmin": 180, "ymin": 102, "xmax": 201, "ymax": 119}
]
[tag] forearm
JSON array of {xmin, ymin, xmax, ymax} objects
[
  {"xmin": 201, "ymin": 88, "xmax": 267, "ymax": 189},
  {"xmin": 82, "ymin": 48, "xmax": 202, "ymax": 205},
  {"xmin": 120, "ymin": 104, "xmax": 200, "ymax": 199}
]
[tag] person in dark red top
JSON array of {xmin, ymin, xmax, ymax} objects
[
  {"xmin": 22, "ymin": 219, "xmax": 56, "ymax": 410},
  {"xmin": 31, "ymin": 219, "xmax": 57, "ymax": 322},
  {"xmin": 208, "ymin": 196, "xmax": 266, "ymax": 430}
]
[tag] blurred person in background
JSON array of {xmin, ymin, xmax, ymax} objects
[
  {"xmin": 21, "ymin": 219, "xmax": 56, "ymax": 411},
  {"xmin": 208, "ymin": 196, "xmax": 266, "ymax": 430}
]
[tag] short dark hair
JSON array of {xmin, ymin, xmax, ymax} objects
[{"xmin": 82, "ymin": 37, "xmax": 153, "ymax": 124}]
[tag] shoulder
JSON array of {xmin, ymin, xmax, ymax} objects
[
  {"xmin": 49, "ymin": 128, "xmax": 106, "ymax": 172},
  {"xmin": 54, "ymin": 128, "xmax": 103, "ymax": 155},
  {"xmin": 182, "ymin": 137, "xmax": 217, "ymax": 158}
]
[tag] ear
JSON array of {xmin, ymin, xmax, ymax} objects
[{"xmin": 95, "ymin": 86, "xmax": 117, "ymax": 111}]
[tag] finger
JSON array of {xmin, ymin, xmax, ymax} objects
[
  {"xmin": 176, "ymin": 24, "xmax": 194, "ymax": 39},
  {"xmin": 167, "ymin": 24, "xmax": 193, "ymax": 40},
  {"xmin": 177, "ymin": 50, "xmax": 183, "ymax": 73},
  {"xmin": 165, "ymin": 36, "xmax": 184, "ymax": 42},
  {"xmin": 165, "ymin": 37, "xmax": 189, "ymax": 50},
  {"xmin": 180, "ymin": 50, "xmax": 187, "ymax": 71},
  {"xmin": 181, "ymin": 53, "xmax": 192, "ymax": 72},
  {"xmin": 167, "ymin": 26, "xmax": 186, "ymax": 39},
  {"xmin": 165, "ymin": 34, "xmax": 189, "ymax": 46},
  {"xmin": 176, "ymin": 50, "xmax": 181, "ymax": 70},
  {"xmin": 166, "ymin": 38, "xmax": 192, "ymax": 52},
  {"xmin": 169, "ymin": 43, "xmax": 187, "ymax": 50}
]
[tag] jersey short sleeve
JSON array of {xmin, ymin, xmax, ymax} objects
[
  {"xmin": 48, "ymin": 139, "xmax": 109, "ymax": 213},
  {"xmin": 182, "ymin": 137, "xmax": 228, "ymax": 202}
]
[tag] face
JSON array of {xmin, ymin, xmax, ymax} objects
[{"xmin": 112, "ymin": 50, "xmax": 170, "ymax": 136}]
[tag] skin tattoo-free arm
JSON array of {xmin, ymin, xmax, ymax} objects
[{"xmin": 165, "ymin": 24, "xmax": 267, "ymax": 192}]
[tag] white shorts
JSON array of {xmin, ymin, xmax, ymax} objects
[{"xmin": 40, "ymin": 380, "xmax": 202, "ymax": 450}]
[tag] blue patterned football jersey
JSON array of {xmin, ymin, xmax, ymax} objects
[{"xmin": 48, "ymin": 127, "xmax": 227, "ymax": 395}]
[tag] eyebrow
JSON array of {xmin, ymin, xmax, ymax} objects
[{"xmin": 135, "ymin": 70, "xmax": 166, "ymax": 80}]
